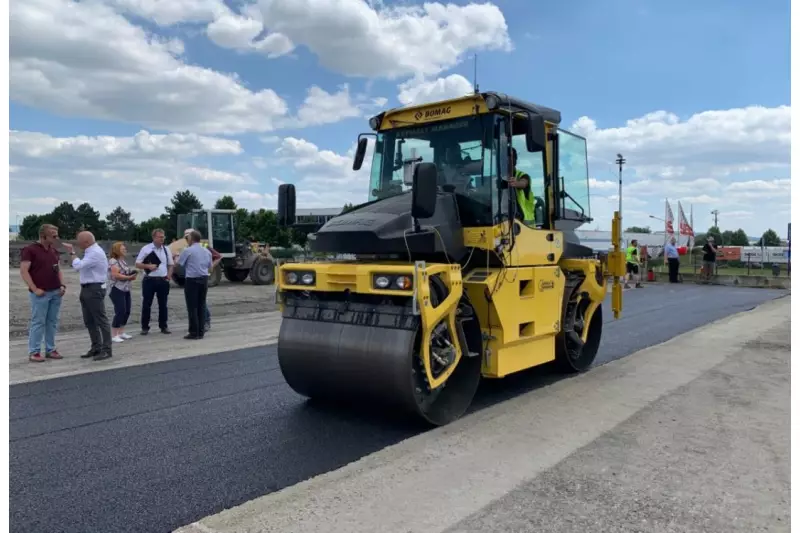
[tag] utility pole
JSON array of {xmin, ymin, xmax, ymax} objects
[
  {"xmin": 710, "ymin": 209, "xmax": 719, "ymax": 228},
  {"xmin": 615, "ymin": 153, "xmax": 626, "ymax": 218}
]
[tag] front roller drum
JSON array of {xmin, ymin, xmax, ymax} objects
[{"xmin": 277, "ymin": 316, "xmax": 482, "ymax": 427}]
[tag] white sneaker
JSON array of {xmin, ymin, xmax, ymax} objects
[
  {"xmin": 112, "ymin": 336, "xmax": 125, "ymax": 343},
  {"xmin": 120, "ymin": 333, "xmax": 133, "ymax": 340}
]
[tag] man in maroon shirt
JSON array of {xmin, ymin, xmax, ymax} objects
[{"xmin": 20, "ymin": 224, "xmax": 66, "ymax": 362}]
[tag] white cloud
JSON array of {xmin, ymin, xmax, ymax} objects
[
  {"xmin": 572, "ymin": 104, "xmax": 791, "ymax": 234},
  {"xmin": 10, "ymin": 0, "xmax": 289, "ymax": 134},
  {"xmin": 397, "ymin": 74, "xmax": 474, "ymax": 106},
  {"xmin": 105, "ymin": 0, "xmax": 228, "ymax": 25},
  {"xmin": 9, "ymin": 130, "xmax": 254, "ymax": 224},
  {"xmin": 272, "ymin": 136, "xmax": 374, "ymax": 207},
  {"xmin": 10, "ymin": 130, "xmax": 242, "ymax": 159},
  {"xmin": 255, "ymin": 0, "xmax": 512, "ymax": 79},
  {"xmin": 573, "ymin": 105, "xmax": 790, "ymax": 181},
  {"xmin": 294, "ymin": 85, "xmax": 364, "ymax": 127},
  {"xmin": 206, "ymin": 12, "xmax": 295, "ymax": 58}
]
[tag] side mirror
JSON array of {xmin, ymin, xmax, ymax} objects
[
  {"xmin": 411, "ymin": 162, "xmax": 438, "ymax": 220},
  {"xmin": 353, "ymin": 137, "xmax": 368, "ymax": 171},
  {"xmin": 526, "ymin": 113, "xmax": 546, "ymax": 153},
  {"xmin": 277, "ymin": 183, "xmax": 296, "ymax": 227}
]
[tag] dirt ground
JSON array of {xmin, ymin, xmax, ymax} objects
[{"xmin": 9, "ymin": 269, "xmax": 278, "ymax": 338}]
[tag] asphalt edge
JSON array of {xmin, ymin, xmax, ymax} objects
[{"xmin": 172, "ymin": 294, "xmax": 791, "ymax": 533}]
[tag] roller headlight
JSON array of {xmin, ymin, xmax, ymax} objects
[
  {"xmin": 372, "ymin": 273, "xmax": 413, "ymax": 290},
  {"xmin": 284, "ymin": 270, "xmax": 315, "ymax": 285}
]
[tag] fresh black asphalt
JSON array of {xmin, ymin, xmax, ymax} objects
[{"xmin": 9, "ymin": 284, "xmax": 789, "ymax": 533}]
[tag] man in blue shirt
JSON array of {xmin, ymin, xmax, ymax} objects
[
  {"xmin": 177, "ymin": 230, "xmax": 212, "ymax": 339},
  {"xmin": 664, "ymin": 237, "xmax": 680, "ymax": 283}
]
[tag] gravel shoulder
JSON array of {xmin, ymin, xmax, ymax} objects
[{"xmin": 8, "ymin": 269, "xmax": 277, "ymax": 337}]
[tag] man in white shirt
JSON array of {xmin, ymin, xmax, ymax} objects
[
  {"xmin": 135, "ymin": 228, "xmax": 174, "ymax": 335},
  {"xmin": 63, "ymin": 231, "xmax": 112, "ymax": 361}
]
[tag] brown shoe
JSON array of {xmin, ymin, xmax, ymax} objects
[{"xmin": 29, "ymin": 352, "xmax": 45, "ymax": 363}]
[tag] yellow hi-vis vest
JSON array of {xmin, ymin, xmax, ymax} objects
[
  {"xmin": 626, "ymin": 245, "xmax": 637, "ymax": 263},
  {"xmin": 514, "ymin": 170, "xmax": 535, "ymax": 222}
]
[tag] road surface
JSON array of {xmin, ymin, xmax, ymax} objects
[{"xmin": 9, "ymin": 284, "xmax": 789, "ymax": 533}]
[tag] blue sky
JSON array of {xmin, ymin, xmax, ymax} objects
[{"xmin": 8, "ymin": 0, "xmax": 791, "ymax": 236}]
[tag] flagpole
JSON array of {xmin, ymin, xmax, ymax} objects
[
  {"xmin": 690, "ymin": 204, "xmax": 694, "ymax": 270},
  {"xmin": 664, "ymin": 198, "xmax": 669, "ymax": 268}
]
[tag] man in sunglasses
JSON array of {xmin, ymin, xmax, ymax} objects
[{"xmin": 19, "ymin": 224, "xmax": 66, "ymax": 362}]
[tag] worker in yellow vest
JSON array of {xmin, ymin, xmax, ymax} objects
[
  {"xmin": 624, "ymin": 239, "xmax": 642, "ymax": 289},
  {"xmin": 507, "ymin": 148, "xmax": 536, "ymax": 225}
]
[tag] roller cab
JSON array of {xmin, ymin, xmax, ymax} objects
[{"xmin": 275, "ymin": 91, "xmax": 622, "ymax": 426}]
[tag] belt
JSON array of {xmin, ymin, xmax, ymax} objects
[
  {"xmin": 145, "ymin": 276, "xmax": 167, "ymax": 280},
  {"xmin": 81, "ymin": 282, "xmax": 102, "ymax": 287}
]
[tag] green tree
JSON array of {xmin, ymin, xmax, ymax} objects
[
  {"xmin": 215, "ymin": 195, "xmax": 237, "ymax": 210},
  {"xmin": 19, "ymin": 214, "xmax": 47, "ymax": 240},
  {"xmin": 342, "ymin": 203, "xmax": 357, "ymax": 214},
  {"xmin": 76, "ymin": 202, "xmax": 107, "ymax": 238},
  {"xmin": 721, "ymin": 230, "xmax": 734, "ymax": 245},
  {"xmin": 705, "ymin": 225, "xmax": 723, "ymax": 245},
  {"xmin": 625, "ymin": 226, "xmax": 651, "ymax": 233},
  {"xmin": 106, "ymin": 206, "xmax": 136, "ymax": 241},
  {"xmin": 729, "ymin": 229, "xmax": 750, "ymax": 246},
  {"xmin": 49, "ymin": 202, "xmax": 81, "ymax": 239},
  {"xmin": 134, "ymin": 216, "xmax": 170, "ymax": 243},
  {"xmin": 164, "ymin": 190, "xmax": 203, "ymax": 241},
  {"xmin": 761, "ymin": 228, "xmax": 782, "ymax": 246}
]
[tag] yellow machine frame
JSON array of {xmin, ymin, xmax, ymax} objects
[{"xmin": 277, "ymin": 91, "xmax": 625, "ymax": 398}]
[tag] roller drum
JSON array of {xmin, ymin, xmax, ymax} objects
[
  {"xmin": 277, "ymin": 294, "xmax": 482, "ymax": 426},
  {"xmin": 278, "ymin": 318, "xmax": 422, "ymax": 415}
]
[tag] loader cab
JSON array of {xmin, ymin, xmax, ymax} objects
[{"xmin": 176, "ymin": 209, "xmax": 236, "ymax": 257}]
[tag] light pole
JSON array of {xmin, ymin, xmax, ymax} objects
[
  {"xmin": 710, "ymin": 209, "xmax": 719, "ymax": 228},
  {"xmin": 615, "ymin": 153, "xmax": 626, "ymax": 218}
]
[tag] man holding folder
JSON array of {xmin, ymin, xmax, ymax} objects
[{"xmin": 136, "ymin": 228, "xmax": 174, "ymax": 335}]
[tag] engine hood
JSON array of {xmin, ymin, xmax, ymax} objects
[{"xmin": 309, "ymin": 192, "xmax": 466, "ymax": 261}]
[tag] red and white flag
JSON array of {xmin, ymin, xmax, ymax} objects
[
  {"xmin": 677, "ymin": 201, "xmax": 694, "ymax": 247},
  {"xmin": 665, "ymin": 200, "xmax": 675, "ymax": 237}
]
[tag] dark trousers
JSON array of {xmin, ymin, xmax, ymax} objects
[
  {"xmin": 667, "ymin": 258, "xmax": 680, "ymax": 283},
  {"xmin": 141, "ymin": 276, "xmax": 170, "ymax": 331},
  {"xmin": 184, "ymin": 277, "xmax": 209, "ymax": 337},
  {"xmin": 109, "ymin": 287, "xmax": 132, "ymax": 328},
  {"xmin": 80, "ymin": 283, "xmax": 112, "ymax": 354}
]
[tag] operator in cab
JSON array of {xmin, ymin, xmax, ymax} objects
[{"xmin": 507, "ymin": 148, "xmax": 536, "ymax": 226}]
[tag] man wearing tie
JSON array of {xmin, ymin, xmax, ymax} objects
[{"xmin": 63, "ymin": 231, "xmax": 112, "ymax": 361}]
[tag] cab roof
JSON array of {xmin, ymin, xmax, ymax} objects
[{"xmin": 378, "ymin": 91, "xmax": 562, "ymax": 126}]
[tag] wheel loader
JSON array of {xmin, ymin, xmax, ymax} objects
[
  {"xmin": 170, "ymin": 209, "xmax": 275, "ymax": 287},
  {"xmin": 275, "ymin": 91, "xmax": 626, "ymax": 426}
]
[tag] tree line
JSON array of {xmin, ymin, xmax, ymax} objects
[
  {"xmin": 17, "ymin": 193, "xmax": 785, "ymax": 249},
  {"xmin": 625, "ymin": 225, "xmax": 784, "ymax": 247},
  {"xmin": 16, "ymin": 190, "xmax": 351, "ymax": 247}
]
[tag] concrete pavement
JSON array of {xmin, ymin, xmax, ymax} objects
[
  {"xmin": 174, "ymin": 296, "xmax": 790, "ymax": 533},
  {"xmin": 9, "ymin": 311, "xmax": 282, "ymax": 384}
]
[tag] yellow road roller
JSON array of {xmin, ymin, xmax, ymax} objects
[{"xmin": 275, "ymin": 91, "xmax": 626, "ymax": 426}]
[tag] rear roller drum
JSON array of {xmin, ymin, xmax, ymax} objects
[{"xmin": 277, "ymin": 276, "xmax": 483, "ymax": 426}]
